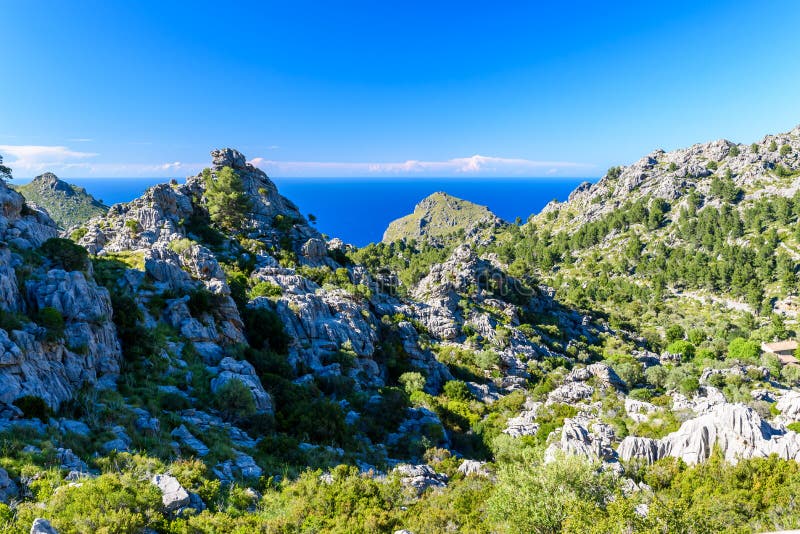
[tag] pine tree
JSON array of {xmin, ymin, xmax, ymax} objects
[
  {"xmin": 0, "ymin": 155, "xmax": 12, "ymax": 182},
  {"xmin": 202, "ymin": 167, "xmax": 252, "ymax": 232}
]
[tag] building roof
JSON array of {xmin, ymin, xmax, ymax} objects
[
  {"xmin": 778, "ymin": 353, "xmax": 800, "ymax": 366},
  {"xmin": 762, "ymin": 340, "xmax": 799, "ymax": 353}
]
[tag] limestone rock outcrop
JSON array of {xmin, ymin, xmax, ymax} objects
[
  {"xmin": 619, "ymin": 403, "xmax": 800, "ymax": 465},
  {"xmin": 0, "ymin": 181, "xmax": 121, "ymax": 412}
]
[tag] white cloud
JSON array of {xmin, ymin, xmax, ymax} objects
[
  {"xmin": 249, "ymin": 154, "xmax": 594, "ymax": 177},
  {"xmin": 0, "ymin": 145, "xmax": 98, "ymax": 174},
  {"xmin": 0, "ymin": 145, "xmax": 593, "ymax": 179},
  {"xmin": 0, "ymin": 145, "xmax": 204, "ymax": 178}
]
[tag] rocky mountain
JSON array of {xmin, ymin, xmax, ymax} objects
[
  {"xmin": 382, "ymin": 191, "xmax": 506, "ymax": 243},
  {"xmin": 0, "ymin": 178, "xmax": 120, "ymax": 415},
  {"xmin": 3, "ymin": 127, "xmax": 800, "ymax": 531},
  {"xmin": 538, "ymin": 125, "xmax": 800, "ymax": 231},
  {"xmin": 13, "ymin": 172, "xmax": 107, "ymax": 230}
]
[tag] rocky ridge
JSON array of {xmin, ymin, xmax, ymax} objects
[
  {"xmin": 540, "ymin": 125, "xmax": 800, "ymax": 231},
  {"xmin": 0, "ymin": 179, "xmax": 121, "ymax": 414}
]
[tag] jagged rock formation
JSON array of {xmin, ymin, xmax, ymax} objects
[
  {"xmin": 382, "ymin": 191, "xmax": 506, "ymax": 243},
  {"xmin": 13, "ymin": 173, "xmax": 107, "ymax": 229},
  {"xmin": 79, "ymin": 148, "xmax": 319, "ymax": 257},
  {"xmin": 540, "ymin": 125, "xmax": 800, "ymax": 230},
  {"xmin": 393, "ymin": 464, "xmax": 449, "ymax": 494},
  {"xmin": 63, "ymin": 148, "xmax": 454, "ymax": 455},
  {"xmin": 619, "ymin": 403, "xmax": 800, "ymax": 465},
  {"xmin": 0, "ymin": 180, "xmax": 57, "ymax": 249},
  {"xmin": 0, "ymin": 179, "xmax": 121, "ymax": 413},
  {"xmin": 545, "ymin": 416, "xmax": 618, "ymax": 464},
  {"xmin": 503, "ymin": 401, "xmax": 541, "ymax": 437}
]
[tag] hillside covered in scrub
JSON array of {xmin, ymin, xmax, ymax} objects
[
  {"xmin": 382, "ymin": 191, "xmax": 506, "ymax": 244},
  {"xmin": 2, "ymin": 126, "xmax": 800, "ymax": 532},
  {"xmin": 12, "ymin": 172, "xmax": 107, "ymax": 230}
]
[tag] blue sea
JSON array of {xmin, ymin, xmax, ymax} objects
[{"xmin": 15, "ymin": 177, "xmax": 592, "ymax": 246}]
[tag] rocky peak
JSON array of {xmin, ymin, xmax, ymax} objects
[
  {"xmin": 211, "ymin": 148, "xmax": 248, "ymax": 171},
  {"xmin": 31, "ymin": 172, "xmax": 72, "ymax": 194},
  {"xmin": 539, "ymin": 124, "xmax": 800, "ymax": 231},
  {"xmin": 13, "ymin": 173, "xmax": 106, "ymax": 230},
  {"xmin": 383, "ymin": 192, "xmax": 505, "ymax": 244}
]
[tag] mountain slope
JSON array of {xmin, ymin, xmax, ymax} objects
[
  {"xmin": 5, "ymin": 134, "xmax": 800, "ymax": 531},
  {"xmin": 382, "ymin": 191, "xmax": 505, "ymax": 243},
  {"xmin": 13, "ymin": 172, "xmax": 107, "ymax": 229}
]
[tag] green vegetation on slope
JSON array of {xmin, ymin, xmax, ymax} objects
[
  {"xmin": 382, "ymin": 191, "xmax": 504, "ymax": 243},
  {"xmin": 13, "ymin": 172, "xmax": 107, "ymax": 229}
]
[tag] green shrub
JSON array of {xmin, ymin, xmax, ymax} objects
[
  {"xmin": 13, "ymin": 395, "xmax": 52, "ymax": 420},
  {"xmin": 728, "ymin": 145, "xmax": 740, "ymax": 157},
  {"xmin": 248, "ymin": 281, "xmax": 282, "ymax": 299},
  {"xmin": 770, "ymin": 140, "xmax": 778, "ymax": 151},
  {"xmin": 665, "ymin": 324, "xmax": 685, "ymax": 343},
  {"xmin": 679, "ymin": 376, "xmax": 700, "ymax": 395},
  {"xmin": 727, "ymin": 337, "xmax": 760, "ymax": 363},
  {"xmin": 39, "ymin": 237, "xmax": 88, "ymax": 271},
  {"xmin": 168, "ymin": 238, "xmax": 194, "ymax": 255},
  {"xmin": 780, "ymin": 144, "xmax": 793, "ymax": 156},
  {"xmin": 213, "ymin": 379, "xmax": 257, "ymax": 422},
  {"xmin": 14, "ymin": 472, "xmax": 163, "ymax": 533},
  {"xmin": 399, "ymin": 371, "xmax": 426, "ymax": 394},
  {"xmin": 628, "ymin": 387, "xmax": 653, "ymax": 401},
  {"xmin": 0, "ymin": 308, "xmax": 24, "ymax": 331},
  {"xmin": 124, "ymin": 219, "xmax": 141, "ymax": 235},
  {"xmin": 242, "ymin": 305, "xmax": 289, "ymax": 353},
  {"xmin": 787, "ymin": 422, "xmax": 800, "ymax": 433},
  {"xmin": 707, "ymin": 373, "xmax": 726, "ymax": 388},
  {"xmin": 443, "ymin": 380, "xmax": 473, "ymax": 402},
  {"xmin": 187, "ymin": 288, "xmax": 219, "ymax": 316},
  {"xmin": 665, "ymin": 340, "xmax": 695, "ymax": 361},
  {"xmin": 69, "ymin": 227, "xmax": 88, "ymax": 242},
  {"xmin": 644, "ymin": 365, "xmax": 668, "ymax": 389},
  {"xmin": 36, "ymin": 306, "xmax": 65, "ymax": 341}
]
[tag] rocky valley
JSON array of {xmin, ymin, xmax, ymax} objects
[{"xmin": 2, "ymin": 127, "xmax": 800, "ymax": 532}]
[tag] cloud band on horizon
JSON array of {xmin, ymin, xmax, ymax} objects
[
  {"xmin": 250, "ymin": 154, "xmax": 595, "ymax": 177},
  {"xmin": 0, "ymin": 144, "xmax": 595, "ymax": 178}
]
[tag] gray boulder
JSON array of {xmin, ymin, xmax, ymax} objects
[
  {"xmin": 393, "ymin": 464, "xmax": 448, "ymax": 494},
  {"xmin": 170, "ymin": 425, "xmax": 210, "ymax": 457},
  {"xmin": 0, "ymin": 466, "xmax": 18, "ymax": 503},
  {"xmin": 151, "ymin": 474, "xmax": 190, "ymax": 512},
  {"xmin": 30, "ymin": 518, "xmax": 59, "ymax": 534}
]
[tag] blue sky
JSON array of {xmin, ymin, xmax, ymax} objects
[{"xmin": 1, "ymin": 0, "xmax": 800, "ymax": 178}]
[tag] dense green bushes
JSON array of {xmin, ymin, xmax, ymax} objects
[
  {"xmin": 13, "ymin": 395, "xmax": 52, "ymax": 420},
  {"xmin": 213, "ymin": 379, "xmax": 257, "ymax": 422},
  {"xmin": 39, "ymin": 238, "xmax": 88, "ymax": 271},
  {"xmin": 35, "ymin": 306, "xmax": 65, "ymax": 341}
]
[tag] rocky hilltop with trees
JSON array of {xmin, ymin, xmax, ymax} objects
[
  {"xmin": 12, "ymin": 172, "xmax": 107, "ymax": 230},
  {"xmin": 1, "ymin": 127, "xmax": 800, "ymax": 531},
  {"xmin": 382, "ymin": 191, "xmax": 506, "ymax": 244}
]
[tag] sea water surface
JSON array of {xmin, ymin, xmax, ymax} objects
[{"xmin": 16, "ymin": 177, "xmax": 592, "ymax": 246}]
